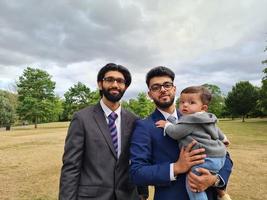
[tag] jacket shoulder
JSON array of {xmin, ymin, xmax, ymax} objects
[
  {"xmin": 134, "ymin": 115, "xmax": 155, "ymax": 128},
  {"xmin": 122, "ymin": 108, "xmax": 139, "ymax": 119},
  {"xmin": 73, "ymin": 104, "xmax": 99, "ymax": 118}
]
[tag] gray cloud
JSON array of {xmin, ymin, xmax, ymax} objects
[{"xmin": 0, "ymin": 0, "xmax": 266, "ymax": 98}]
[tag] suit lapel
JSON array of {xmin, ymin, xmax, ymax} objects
[
  {"xmin": 152, "ymin": 108, "xmax": 182, "ymax": 121},
  {"xmin": 93, "ymin": 103, "xmax": 117, "ymax": 158},
  {"xmin": 120, "ymin": 109, "xmax": 129, "ymax": 156},
  {"xmin": 151, "ymin": 108, "xmax": 165, "ymax": 122}
]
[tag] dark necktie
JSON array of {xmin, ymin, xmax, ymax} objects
[
  {"xmin": 167, "ymin": 115, "xmax": 177, "ymax": 124},
  {"xmin": 108, "ymin": 112, "xmax": 118, "ymax": 154}
]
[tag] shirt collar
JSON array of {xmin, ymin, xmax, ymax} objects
[
  {"xmin": 100, "ymin": 99, "xmax": 121, "ymax": 118},
  {"xmin": 157, "ymin": 108, "xmax": 178, "ymax": 120}
]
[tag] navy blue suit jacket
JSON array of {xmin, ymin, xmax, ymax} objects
[{"xmin": 130, "ymin": 109, "xmax": 233, "ymax": 200}]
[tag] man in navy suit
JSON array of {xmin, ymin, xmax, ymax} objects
[{"xmin": 130, "ymin": 66, "xmax": 232, "ymax": 200}]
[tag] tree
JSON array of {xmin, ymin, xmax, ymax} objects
[
  {"xmin": 0, "ymin": 89, "xmax": 18, "ymax": 109},
  {"xmin": 0, "ymin": 95, "xmax": 15, "ymax": 130},
  {"xmin": 123, "ymin": 92, "xmax": 155, "ymax": 118},
  {"xmin": 0, "ymin": 90, "xmax": 18, "ymax": 130},
  {"xmin": 257, "ymin": 42, "xmax": 267, "ymax": 115},
  {"xmin": 62, "ymin": 82, "xmax": 100, "ymax": 120},
  {"xmin": 225, "ymin": 81, "xmax": 258, "ymax": 122},
  {"xmin": 259, "ymin": 68, "xmax": 267, "ymax": 114},
  {"xmin": 262, "ymin": 45, "xmax": 267, "ymax": 65},
  {"xmin": 16, "ymin": 67, "xmax": 57, "ymax": 128},
  {"xmin": 202, "ymin": 84, "xmax": 225, "ymax": 117},
  {"xmin": 43, "ymin": 96, "xmax": 64, "ymax": 122},
  {"xmin": 88, "ymin": 90, "xmax": 100, "ymax": 105}
]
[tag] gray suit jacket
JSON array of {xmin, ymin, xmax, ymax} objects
[{"xmin": 59, "ymin": 103, "xmax": 140, "ymax": 200}]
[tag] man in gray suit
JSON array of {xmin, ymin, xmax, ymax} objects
[{"xmin": 59, "ymin": 63, "xmax": 148, "ymax": 200}]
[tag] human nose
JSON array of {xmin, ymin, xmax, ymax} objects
[
  {"xmin": 110, "ymin": 80, "xmax": 120, "ymax": 87},
  {"xmin": 183, "ymin": 102, "xmax": 189, "ymax": 107},
  {"xmin": 159, "ymin": 85, "xmax": 167, "ymax": 92}
]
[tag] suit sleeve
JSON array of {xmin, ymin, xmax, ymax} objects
[
  {"xmin": 217, "ymin": 152, "xmax": 233, "ymax": 189},
  {"xmin": 59, "ymin": 114, "xmax": 84, "ymax": 200},
  {"xmin": 130, "ymin": 120, "xmax": 171, "ymax": 186}
]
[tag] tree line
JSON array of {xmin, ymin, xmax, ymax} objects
[{"xmin": 0, "ymin": 66, "xmax": 267, "ymax": 130}]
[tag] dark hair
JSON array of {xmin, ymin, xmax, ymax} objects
[
  {"xmin": 145, "ymin": 66, "xmax": 175, "ymax": 87},
  {"xmin": 97, "ymin": 63, "xmax": 132, "ymax": 87},
  {"xmin": 181, "ymin": 86, "xmax": 212, "ymax": 105}
]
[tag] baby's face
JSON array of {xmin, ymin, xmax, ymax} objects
[{"xmin": 179, "ymin": 93, "xmax": 205, "ymax": 115}]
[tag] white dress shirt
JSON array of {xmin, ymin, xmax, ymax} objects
[{"xmin": 157, "ymin": 108, "xmax": 178, "ymax": 181}]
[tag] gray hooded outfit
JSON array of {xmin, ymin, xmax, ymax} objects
[{"xmin": 165, "ymin": 112, "xmax": 226, "ymax": 158}]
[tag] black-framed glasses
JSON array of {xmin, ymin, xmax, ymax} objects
[
  {"xmin": 150, "ymin": 82, "xmax": 174, "ymax": 92},
  {"xmin": 103, "ymin": 77, "xmax": 126, "ymax": 85}
]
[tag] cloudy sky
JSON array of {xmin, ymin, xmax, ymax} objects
[{"xmin": 0, "ymin": 0, "xmax": 267, "ymax": 99}]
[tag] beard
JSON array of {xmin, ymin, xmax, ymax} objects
[
  {"xmin": 153, "ymin": 96, "xmax": 175, "ymax": 109},
  {"xmin": 101, "ymin": 87, "xmax": 125, "ymax": 102}
]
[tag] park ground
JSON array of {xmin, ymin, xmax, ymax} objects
[{"xmin": 0, "ymin": 118, "xmax": 267, "ymax": 200}]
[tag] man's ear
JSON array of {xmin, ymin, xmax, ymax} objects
[
  {"xmin": 147, "ymin": 91, "xmax": 152, "ymax": 99},
  {"xmin": 173, "ymin": 85, "xmax": 176, "ymax": 93},
  {"xmin": 97, "ymin": 81, "xmax": 102, "ymax": 90},
  {"xmin": 202, "ymin": 105, "xmax": 208, "ymax": 112}
]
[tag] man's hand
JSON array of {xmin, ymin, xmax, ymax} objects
[
  {"xmin": 187, "ymin": 168, "xmax": 217, "ymax": 192},
  {"xmin": 173, "ymin": 141, "xmax": 206, "ymax": 175}
]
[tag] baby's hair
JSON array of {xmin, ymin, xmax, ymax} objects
[{"xmin": 181, "ymin": 86, "xmax": 212, "ymax": 105}]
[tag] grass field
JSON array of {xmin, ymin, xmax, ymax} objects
[{"xmin": 0, "ymin": 119, "xmax": 267, "ymax": 200}]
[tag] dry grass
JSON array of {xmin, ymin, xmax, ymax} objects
[
  {"xmin": 0, "ymin": 119, "xmax": 266, "ymax": 200},
  {"xmin": 217, "ymin": 118, "xmax": 267, "ymax": 200},
  {"xmin": 0, "ymin": 122, "xmax": 69, "ymax": 200}
]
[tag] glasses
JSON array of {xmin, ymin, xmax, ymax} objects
[
  {"xmin": 150, "ymin": 82, "xmax": 174, "ymax": 92},
  {"xmin": 103, "ymin": 77, "xmax": 126, "ymax": 85}
]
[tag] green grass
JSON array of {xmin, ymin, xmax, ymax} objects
[{"xmin": 0, "ymin": 119, "xmax": 266, "ymax": 200}]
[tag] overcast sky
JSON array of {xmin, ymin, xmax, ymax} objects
[{"xmin": 0, "ymin": 0, "xmax": 267, "ymax": 99}]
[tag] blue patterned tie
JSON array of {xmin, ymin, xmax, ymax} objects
[{"xmin": 108, "ymin": 112, "xmax": 118, "ymax": 154}]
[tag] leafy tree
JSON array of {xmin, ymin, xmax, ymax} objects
[
  {"xmin": 258, "ymin": 41, "xmax": 267, "ymax": 114},
  {"xmin": 16, "ymin": 67, "xmax": 57, "ymax": 128},
  {"xmin": 259, "ymin": 68, "xmax": 267, "ymax": 114},
  {"xmin": 123, "ymin": 92, "xmax": 155, "ymax": 118},
  {"xmin": 202, "ymin": 84, "xmax": 225, "ymax": 117},
  {"xmin": 42, "ymin": 96, "xmax": 64, "ymax": 122},
  {"xmin": 0, "ymin": 90, "xmax": 18, "ymax": 130},
  {"xmin": 0, "ymin": 89, "xmax": 18, "ymax": 109},
  {"xmin": 0, "ymin": 95, "xmax": 15, "ymax": 130},
  {"xmin": 225, "ymin": 81, "xmax": 258, "ymax": 122},
  {"xmin": 262, "ymin": 46, "xmax": 267, "ymax": 65},
  {"xmin": 89, "ymin": 90, "xmax": 101, "ymax": 105},
  {"xmin": 62, "ymin": 82, "xmax": 100, "ymax": 120}
]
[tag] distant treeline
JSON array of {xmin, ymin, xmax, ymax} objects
[{"xmin": 1, "ymin": 67, "xmax": 267, "ymax": 130}]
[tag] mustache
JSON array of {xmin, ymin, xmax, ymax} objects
[
  {"xmin": 108, "ymin": 88, "xmax": 121, "ymax": 93},
  {"xmin": 159, "ymin": 94, "xmax": 169, "ymax": 98}
]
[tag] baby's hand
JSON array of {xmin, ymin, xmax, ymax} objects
[
  {"xmin": 223, "ymin": 137, "xmax": 230, "ymax": 147},
  {"xmin": 155, "ymin": 120, "xmax": 167, "ymax": 128}
]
